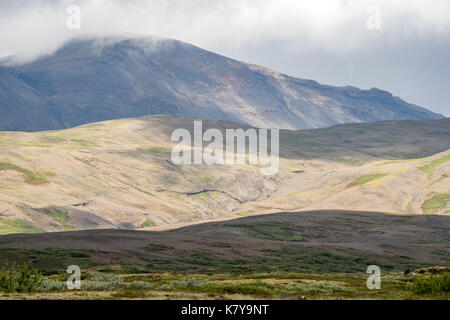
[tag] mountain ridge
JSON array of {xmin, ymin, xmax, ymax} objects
[{"xmin": 0, "ymin": 36, "xmax": 443, "ymax": 132}]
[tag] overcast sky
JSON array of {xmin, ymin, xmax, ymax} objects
[{"xmin": 1, "ymin": 0, "xmax": 449, "ymax": 116}]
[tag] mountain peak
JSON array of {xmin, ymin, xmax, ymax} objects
[{"xmin": 0, "ymin": 36, "xmax": 443, "ymax": 132}]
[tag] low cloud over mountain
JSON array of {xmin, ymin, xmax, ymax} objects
[{"xmin": 0, "ymin": 37, "xmax": 442, "ymax": 131}]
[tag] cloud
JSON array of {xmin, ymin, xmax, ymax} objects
[
  {"xmin": 0, "ymin": 0, "xmax": 449, "ymax": 115},
  {"xmin": 2, "ymin": 0, "xmax": 450, "ymax": 60}
]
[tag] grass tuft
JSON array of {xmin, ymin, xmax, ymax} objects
[
  {"xmin": 347, "ymin": 174, "xmax": 387, "ymax": 188},
  {"xmin": 141, "ymin": 220, "xmax": 156, "ymax": 228},
  {"xmin": 421, "ymin": 193, "xmax": 450, "ymax": 214},
  {"xmin": 0, "ymin": 161, "xmax": 54, "ymax": 185},
  {"xmin": 420, "ymin": 154, "xmax": 450, "ymax": 175},
  {"xmin": 0, "ymin": 219, "xmax": 45, "ymax": 235}
]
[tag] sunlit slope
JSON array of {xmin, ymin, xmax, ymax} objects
[{"xmin": 0, "ymin": 116, "xmax": 449, "ymax": 234}]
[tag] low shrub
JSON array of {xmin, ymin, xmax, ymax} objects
[
  {"xmin": 158, "ymin": 277, "xmax": 210, "ymax": 291},
  {"xmin": 287, "ymin": 281, "xmax": 352, "ymax": 294},
  {"xmin": 0, "ymin": 264, "xmax": 43, "ymax": 293},
  {"xmin": 88, "ymin": 272, "xmax": 120, "ymax": 282},
  {"xmin": 39, "ymin": 278, "xmax": 67, "ymax": 292},
  {"xmin": 409, "ymin": 274, "xmax": 450, "ymax": 294},
  {"xmin": 82, "ymin": 281, "xmax": 111, "ymax": 291},
  {"xmin": 124, "ymin": 281, "xmax": 153, "ymax": 290},
  {"xmin": 84, "ymin": 273, "xmax": 152, "ymax": 291}
]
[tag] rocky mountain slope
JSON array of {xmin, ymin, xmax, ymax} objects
[
  {"xmin": 0, "ymin": 115, "xmax": 449, "ymax": 234},
  {"xmin": 0, "ymin": 36, "xmax": 443, "ymax": 132}
]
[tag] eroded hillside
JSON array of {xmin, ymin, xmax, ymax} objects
[{"xmin": 0, "ymin": 116, "xmax": 449, "ymax": 234}]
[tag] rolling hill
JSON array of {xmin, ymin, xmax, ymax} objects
[
  {"xmin": 0, "ymin": 115, "xmax": 449, "ymax": 234},
  {"xmin": 0, "ymin": 210, "xmax": 449, "ymax": 273},
  {"xmin": 0, "ymin": 36, "xmax": 443, "ymax": 132}
]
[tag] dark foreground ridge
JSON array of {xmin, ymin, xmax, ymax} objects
[{"xmin": 0, "ymin": 210, "xmax": 448, "ymax": 274}]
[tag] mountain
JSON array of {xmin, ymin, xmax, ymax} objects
[
  {"xmin": 0, "ymin": 115, "xmax": 449, "ymax": 234},
  {"xmin": 0, "ymin": 36, "xmax": 443, "ymax": 132}
]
